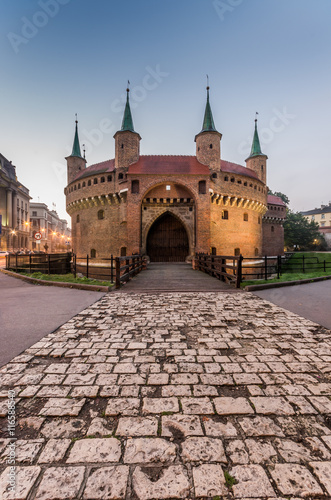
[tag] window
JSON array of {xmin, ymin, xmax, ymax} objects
[
  {"xmin": 131, "ymin": 180, "xmax": 139, "ymax": 194},
  {"xmin": 222, "ymin": 210, "xmax": 228, "ymax": 220},
  {"xmin": 321, "ymin": 222, "xmax": 325, "ymax": 227},
  {"xmin": 97, "ymin": 210, "xmax": 105, "ymax": 220},
  {"xmin": 254, "ymin": 185, "xmax": 257, "ymax": 190},
  {"xmin": 230, "ymin": 177, "xmax": 235, "ymax": 183},
  {"xmin": 212, "ymin": 173, "xmax": 217, "ymax": 178},
  {"xmin": 118, "ymin": 173, "xmax": 124, "ymax": 180},
  {"xmin": 224, "ymin": 176, "xmax": 228, "ymax": 181},
  {"xmin": 17, "ymin": 199, "xmax": 19, "ymax": 206},
  {"xmin": 32, "ymin": 211, "xmax": 37, "ymax": 217},
  {"xmin": 255, "ymin": 248, "xmax": 259, "ymax": 256},
  {"xmin": 76, "ymin": 214, "xmax": 80, "ymax": 223},
  {"xmin": 237, "ymin": 180, "xmax": 242, "ymax": 184},
  {"xmin": 211, "ymin": 247, "xmax": 217, "ymax": 255},
  {"xmin": 258, "ymin": 216, "xmax": 261, "ymax": 224},
  {"xmin": 261, "ymin": 165, "xmax": 264, "ymax": 171},
  {"xmin": 88, "ymin": 180, "xmax": 91, "ymax": 186},
  {"xmin": 82, "ymin": 182, "xmax": 86, "ymax": 187},
  {"xmin": 234, "ymin": 248, "xmax": 240, "ymax": 256},
  {"xmin": 271, "ymin": 226, "xmax": 274, "ymax": 232},
  {"xmin": 209, "ymin": 144, "xmax": 213, "ymax": 149},
  {"xmin": 74, "ymin": 185, "xmax": 77, "ymax": 190},
  {"xmin": 107, "ymin": 175, "xmax": 112, "ymax": 182},
  {"xmin": 94, "ymin": 178, "xmax": 98, "ymax": 184},
  {"xmin": 121, "ymin": 144, "xmax": 124, "ymax": 149},
  {"xmin": 166, "ymin": 185, "xmax": 171, "ymax": 190},
  {"xmin": 101, "ymin": 177, "xmax": 105, "ymax": 183},
  {"xmin": 244, "ymin": 182, "xmax": 247, "ymax": 186},
  {"xmin": 198, "ymin": 180, "xmax": 206, "ymax": 194},
  {"xmin": 243, "ymin": 213, "xmax": 248, "ymax": 221},
  {"xmin": 321, "ymin": 213, "xmax": 325, "ymax": 219},
  {"xmin": 78, "ymin": 183, "xmax": 81, "ymax": 189},
  {"xmin": 311, "ymin": 215, "xmax": 315, "ymax": 220},
  {"xmin": 120, "ymin": 247, "xmax": 127, "ymax": 256},
  {"xmin": 91, "ymin": 249, "xmax": 96, "ymax": 258}
]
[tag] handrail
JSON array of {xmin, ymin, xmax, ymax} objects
[
  {"xmin": 115, "ymin": 255, "xmax": 145, "ymax": 289},
  {"xmin": 195, "ymin": 253, "xmax": 243, "ymax": 288}
]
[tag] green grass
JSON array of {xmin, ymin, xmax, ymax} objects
[
  {"xmin": 17, "ymin": 271, "xmax": 113, "ymax": 288},
  {"xmin": 224, "ymin": 470, "xmax": 237, "ymax": 489},
  {"xmin": 242, "ymin": 271, "xmax": 331, "ymax": 287},
  {"xmin": 242, "ymin": 252, "xmax": 331, "ymax": 287}
]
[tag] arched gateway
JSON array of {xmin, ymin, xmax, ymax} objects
[{"xmin": 146, "ymin": 212, "xmax": 189, "ymax": 262}]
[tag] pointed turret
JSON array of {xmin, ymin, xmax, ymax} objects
[
  {"xmin": 114, "ymin": 86, "xmax": 141, "ymax": 170},
  {"xmin": 121, "ymin": 89, "xmax": 135, "ymax": 132},
  {"xmin": 195, "ymin": 85, "xmax": 222, "ymax": 173},
  {"xmin": 66, "ymin": 118, "xmax": 86, "ymax": 185},
  {"xmin": 70, "ymin": 119, "xmax": 83, "ymax": 158},
  {"xmin": 248, "ymin": 119, "xmax": 263, "ymax": 157},
  {"xmin": 245, "ymin": 117, "xmax": 268, "ymax": 184},
  {"xmin": 201, "ymin": 87, "xmax": 217, "ymax": 132}
]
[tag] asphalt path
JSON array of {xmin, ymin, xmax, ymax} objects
[
  {"xmin": 252, "ymin": 280, "xmax": 331, "ymax": 330},
  {"xmin": 0, "ymin": 272, "xmax": 105, "ymax": 367}
]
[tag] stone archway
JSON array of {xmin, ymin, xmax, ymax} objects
[{"xmin": 146, "ymin": 212, "xmax": 189, "ymax": 262}]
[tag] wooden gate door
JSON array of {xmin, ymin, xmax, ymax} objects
[{"xmin": 147, "ymin": 213, "xmax": 189, "ymax": 262}]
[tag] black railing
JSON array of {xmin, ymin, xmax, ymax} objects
[
  {"xmin": 115, "ymin": 255, "xmax": 145, "ymax": 289},
  {"xmin": 195, "ymin": 253, "xmax": 243, "ymax": 288},
  {"xmin": 6, "ymin": 252, "xmax": 71, "ymax": 274},
  {"xmin": 72, "ymin": 255, "xmax": 116, "ymax": 282}
]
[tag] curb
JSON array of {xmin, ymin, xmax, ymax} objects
[
  {"xmin": 0, "ymin": 269, "xmax": 112, "ymax": 292},
  {"xmin": 244, "ymin": 274, "xmax": 331, "ymax": 291}
]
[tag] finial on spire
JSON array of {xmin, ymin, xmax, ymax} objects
[
  {"xmin": 75, "ymin": 113, "xmax": 78, "ymax": 124},
  {"xmin": 82, "ymin": 144, "xmax": 86, "ymax": 160},
  {"xmin": 255, "ymin": 111, "xmax": 259, "ymax": 123},
  {"xmin": 126, "ymin": 80, "xmax": 130, "ymax": 93},
  {"xmin": 206, "ymin": 74, "xmax": 209, "ymax": 90},
  {"xmin": 121, "ymin": 83, "xmax": 135, "ymax": 132}
]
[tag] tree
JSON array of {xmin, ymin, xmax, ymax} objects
[
  {"xmin": 284, "ymin": 211, "xmax": 322, "ymax": 249},
  {"xmin": 268, "ymin": 190, "xmax": 290, "ymax": 206}
]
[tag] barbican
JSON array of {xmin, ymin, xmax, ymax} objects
[{"xmin": 65, "ymin": 87, "xmax": 286, "ymax": 261}]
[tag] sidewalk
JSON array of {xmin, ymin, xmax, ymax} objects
[
  {"xmin": 0, "ymin": 291, "xmax": 330, "ymax": 499},
  {"xmin": 0, "ymin": 272, "xmax": 105, "ymax": 367}
]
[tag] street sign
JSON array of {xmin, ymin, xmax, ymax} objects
[{"xmin": 34, "ymin": 232, "xmax": 42, "ymax": 241}]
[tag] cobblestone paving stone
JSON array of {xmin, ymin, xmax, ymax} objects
[{"xmin": 0, "ymin": 291, "xmax": 331, "ymax": 499}]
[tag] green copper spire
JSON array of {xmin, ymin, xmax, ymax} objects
[
  {"xmin": 201, "ymin": 86, "xmax": 217, "ymax": 132},
  {"xmin": 70, "ymin": 117, "xmax": 83, "ymax": 158},
  {"xmin": 121, "ymin": 87, "xmax": 135, "ymax": 132},
  {"xmin": 249, "ymin": 118, "xmax": 263, "ymax": 157}
]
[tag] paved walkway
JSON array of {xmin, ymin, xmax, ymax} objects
[
  {"xmin": 253, "ymin": 280, "xmax": 331, "ymax": 330},
  {"xmin": 0, "ymin": 272, "xmax": 105, "ymax": 367},
  {"xmin": 121, "ymin": 263, "xmax": 237, "ymax": 292},
  {"xmin": 0, "ymin": 291, "xmax": 330, "ymax": 499}
]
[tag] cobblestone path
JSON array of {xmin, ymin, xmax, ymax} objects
[{"xmin": 0, "ymin": 292, "xmax": 331, "ymax": 499}]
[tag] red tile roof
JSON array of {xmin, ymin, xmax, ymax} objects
[
  {"xmin": 73, "ymin": 159, "xmax": 115, "ymax": 181},
  {"xmin": 72, "ymin": 156, "xmax": 259, "ymax": 181},
  {"xmin": 267, "ymin": 194, "xmax": 286, "ymax": 206},
  {"xmin": 221, "ymin": 160, "xmax": 258, "ymax": 180},
  {"xmin": 128, "ymin": 156, "xmax": 210, "ymax": 175}
]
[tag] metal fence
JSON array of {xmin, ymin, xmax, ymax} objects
[{"xmin": 6, "ymin": 252, "xmax": 71, "ymax": 274}]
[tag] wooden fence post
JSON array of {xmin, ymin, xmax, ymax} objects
[
  {"xmin": 115, "ymin": 258, "xmax": 120, "ymax": 289},
  {"xmin": 236, "ymin": 255, "xmax": 243, "ymax": 288},
  {"xmin": 86, "ymin": 255, "xmax": 89, "ymax": 279},
  {"xmin": 264, "ymin": 255, "xmax": 268, "ymax": 280},
  {"xmin": 110, "ymin": 254, "xmax": 114, "ymax": 283}
]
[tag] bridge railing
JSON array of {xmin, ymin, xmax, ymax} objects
[
  {"xmin": 195, "ymin": 253, "xmax": 243, "ymax": 288},
  {"xmin": 115, "ymin": 255, "xmax": 145, "ymax": 289}
]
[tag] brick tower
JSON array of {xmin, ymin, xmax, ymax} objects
[
  {"xmin": 195, "ymin": 86, "xmax": 222, "ymax": 173},
  {"xmin": 113, "ymin": 87, "xmax": 141, "ymax": 175},
  {"xmin": 66, "ymin": 119, "xmax": 86, "ymax": 184},
  {"xmin": 245, "ymin": 117, "xmax": 267, "ymax": 184}
]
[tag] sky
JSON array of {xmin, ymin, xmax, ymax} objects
[{"xmin": 1, "ymin": 0, "xmax": 330, "ymax": 224}]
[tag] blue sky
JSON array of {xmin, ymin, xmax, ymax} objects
[{"xmin": 1, "ymin": 0, "xmax": 330, "ymax": 222}]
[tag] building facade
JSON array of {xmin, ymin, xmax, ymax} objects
[
  {"xmin": 302, "ymin": 203, "xmax": 331, "ymax": 248},
  {"xmin": 0, "ymin": 153, "xmax": 30, "ymax": 251},
  {"xmin": 30, "ymin": 202, "xmax": 71, "ymax": 252},
  {"xmin": 65, "ymin": 88, "xmax": 285, "ymax": 261}
]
